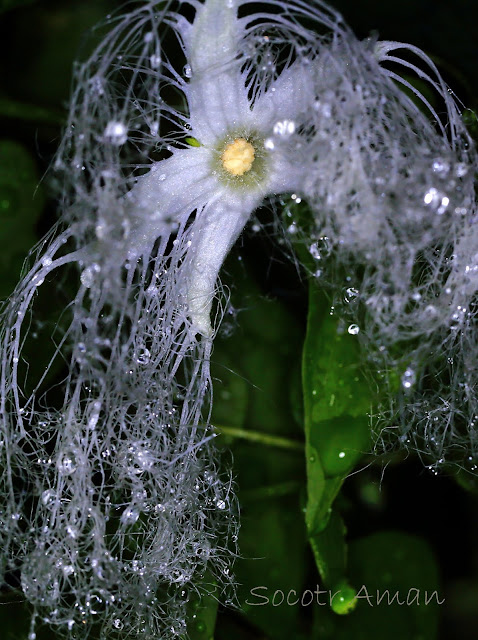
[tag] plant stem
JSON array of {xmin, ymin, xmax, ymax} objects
[{"xmin": 213, "ymin": 424, "xmax": 304, "ymax": 452}]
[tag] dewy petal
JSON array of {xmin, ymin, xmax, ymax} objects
[
  {"xmin": 184, "ymin": 190, "xmax": 263, "ymax": 337},
  {"xmin": 179, "ymin": 0, "xmax": 252, "ymax": 144},
  {"xmin": 251, "ymin": 59, "xmax": 317, "ymax": 130},
  {"xmin": 125, "ymin": 147, "xmax": 218, "ymax": 257},
  {"xmin": 267, "ymin": 151, "xmax": 308, "ymax": 195}
]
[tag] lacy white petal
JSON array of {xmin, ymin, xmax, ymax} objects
[
  {"xmin": 183, "ymin": 190, "xmax": 263, "ymax": 336},
  {"xmin": 266, "ymin": 150, "xmax": 309, "ymax": 196},
  {"xmin": 182, "ymin": 0, "xmax": 252, "ymax": 144},
  {"xmin": 125, "ymin": 147, "xmax": 218, "ymax": 256},
  {"xmin": 251, "ymin": 59, "xmax": 317, "ymax": 130}
]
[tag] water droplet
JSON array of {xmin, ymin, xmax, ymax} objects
[
  {"xmin": 264, "ymin": 137, "xmax": 275, "ymax": 150},
  {"xmin": 113, "ymin": 619, "xmax": 124, "ymax": 630},
  {"xmin": 41, "ymin": 489, "xmax": 57, "ymax": 507},
  {"xmin": 104, "ymin": 121, "xmax": 128, "ymax": 146},
  {"xmin": 273, "ymin": 119, "xmax": 295, "ymax": 137},
  {"xmin": 42, "ymin": 257, "xmax": 52, "ymax": 267},
  {"xmin": 57, "ymin": 450, "xmax": 78, "ymax": 475},
  {"xmin": 80, "ymin": 263, "xmax": 101, "ymax": 288},
  {"xmin": 401, "ymin": 367, "xmax": 416, "ymax": 389},
  {"xmin": 450, "ymin": 305, "xmax": 467, "ymax": 329},
  {"xmin": 344, "ymin": 287, "xmax": 359, "ymax": 303},
  {"xmin": 423, "ymin": 187, "xmax": 450, "ymax": 214},
  {"xmin": 183, "ymin": 64, "xmax": 192, "ymax": 78},
  {"xmin": 309, "ymin": 236, "xmax": 330, "ymax": 260},
  {"xmin": 313, "ymin": 100, "xmax": 332, "ymax": 117},
  {"xmin": 347, "ymin": 324, "xmax": 360, "ymax": 335},
  {"xmin": 216, "ymin": 499, "xmax": 226, "ymax": 510},
  {"xmin": 136, "ymin": 348, "xmax": 151, "ymax": 365},
  {"xmin": 121, "ymin": 507, "xmax": 140, "ymax": 525},
  {"xmin": 432, "ymin": 158, "xmax": 450, "ymax": 176},
  {"xmin": 424, "ymin": 187, "xmax": 440, "ymax": 206},
  {"xmin": 150, "ymin": 53, "xmax": 161, "ymax": 68},
  {"xmin": 455, "ymin": 162, "xmax": 468, "ymax": 177},
  {"xmin": 89, "ymin": 75, "xmax": 105, "ymax": 96},
  {"xmin": 309, "ymin": 242, "xmax": 321, "ymax": 260},
  {"xmin": 424, "ymin": 304, "xmax": 438, "ymax": 318}
]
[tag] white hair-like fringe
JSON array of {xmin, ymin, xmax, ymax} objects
[{"xmin": 0, "ymin": 1, "xmax": 476, "ymax": 638}]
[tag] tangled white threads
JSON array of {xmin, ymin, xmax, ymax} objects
[
  {"xmin": 0, "ymin": 0, "xmax": 477, "ymax": 638},
  {"xmin": 286, "ymin": 34, "xmax": 478, "ymax": 468}
]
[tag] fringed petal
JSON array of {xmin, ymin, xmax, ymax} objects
[
  {"xmin": 125, "ymin": 147, "xmax": 219, "ymax": 257},
  {"xmin": 179, "ymin": 0, "xmax": 252, "ymax": 144},
  {"xmin": 251, "ymin": 59, "xmax": 317, "ymax": 130},
  {"xmin": 183, "ymin": 190, "xmax": 263, "ymax": 336}
]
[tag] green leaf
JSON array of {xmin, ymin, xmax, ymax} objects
[
  {"xmin": 303, "ymin": 281, "xmax": 373, "ymax": 584},
  {"xmin": 309, "ymin": 508, "xmax": 347, "ymax": 589},
  {"xmin": 303, "ymin": 282, "xmax": 372, "ymax": 525},
  {"xmin": 187, "ymin": 582, "xmax": 220, "ymax": 640}
]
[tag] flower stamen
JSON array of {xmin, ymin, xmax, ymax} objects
[{"xmin": 221, "ymin": 137, "xmax": 255, "ymax": 176}]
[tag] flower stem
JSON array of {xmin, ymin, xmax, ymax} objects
[{"xmin": 213, "ymin": 424, "xmax": 304, "ymax": 452}]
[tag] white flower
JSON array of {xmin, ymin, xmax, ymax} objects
[
  {"xmin": 1, "ymin": 1, "xmax": 477, "ymax": 638},
  {"xmin": 1, "ymin": 1, "xmax": 341, "ymax": 636},
  {"xmin": 125, "ymin": 0, "xmax": 316, "ymax": 336}
]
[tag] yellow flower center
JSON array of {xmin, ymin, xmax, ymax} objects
[{"xmin": 221, "ymin": 138, "xmax": 255, "ymax": 176}]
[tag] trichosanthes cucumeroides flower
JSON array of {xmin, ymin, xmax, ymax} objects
[{"xmin": 0, "ymin": 0, "xmax": 477, "ymax": 638}]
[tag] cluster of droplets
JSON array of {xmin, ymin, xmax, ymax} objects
[
  {"xmin": 267, "ymin": 20, "xmax": 478, "ymax": 469},
  {"xmin": 0, "ymin": 1, "xmax": 241, "ymax": 638},
  {"xmin": 194, "ymin": 0, "xmax": 478, "ymax": 467},
  {"xmin": 1, "ymin": 1, "xmax": 478, "ymax": 638},
  {"xmin": 0, "ymin": 232, "xmax": 238, "ymax": 638}
]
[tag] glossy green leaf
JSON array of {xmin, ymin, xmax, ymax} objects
[
  {"xmin": 303, "ymin": 281, "xmax": 373, "ymax": 586},
  {"xmin": 309, "ymin": 508, "xmax": 347, "ymax": 589},
  {"xmin": 188, "ymin": 582, "xmax": 220, "ymax": 640},
  {"xmin": 303, "ymin": 282, "xmax": 372, "ymax": 518}
]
